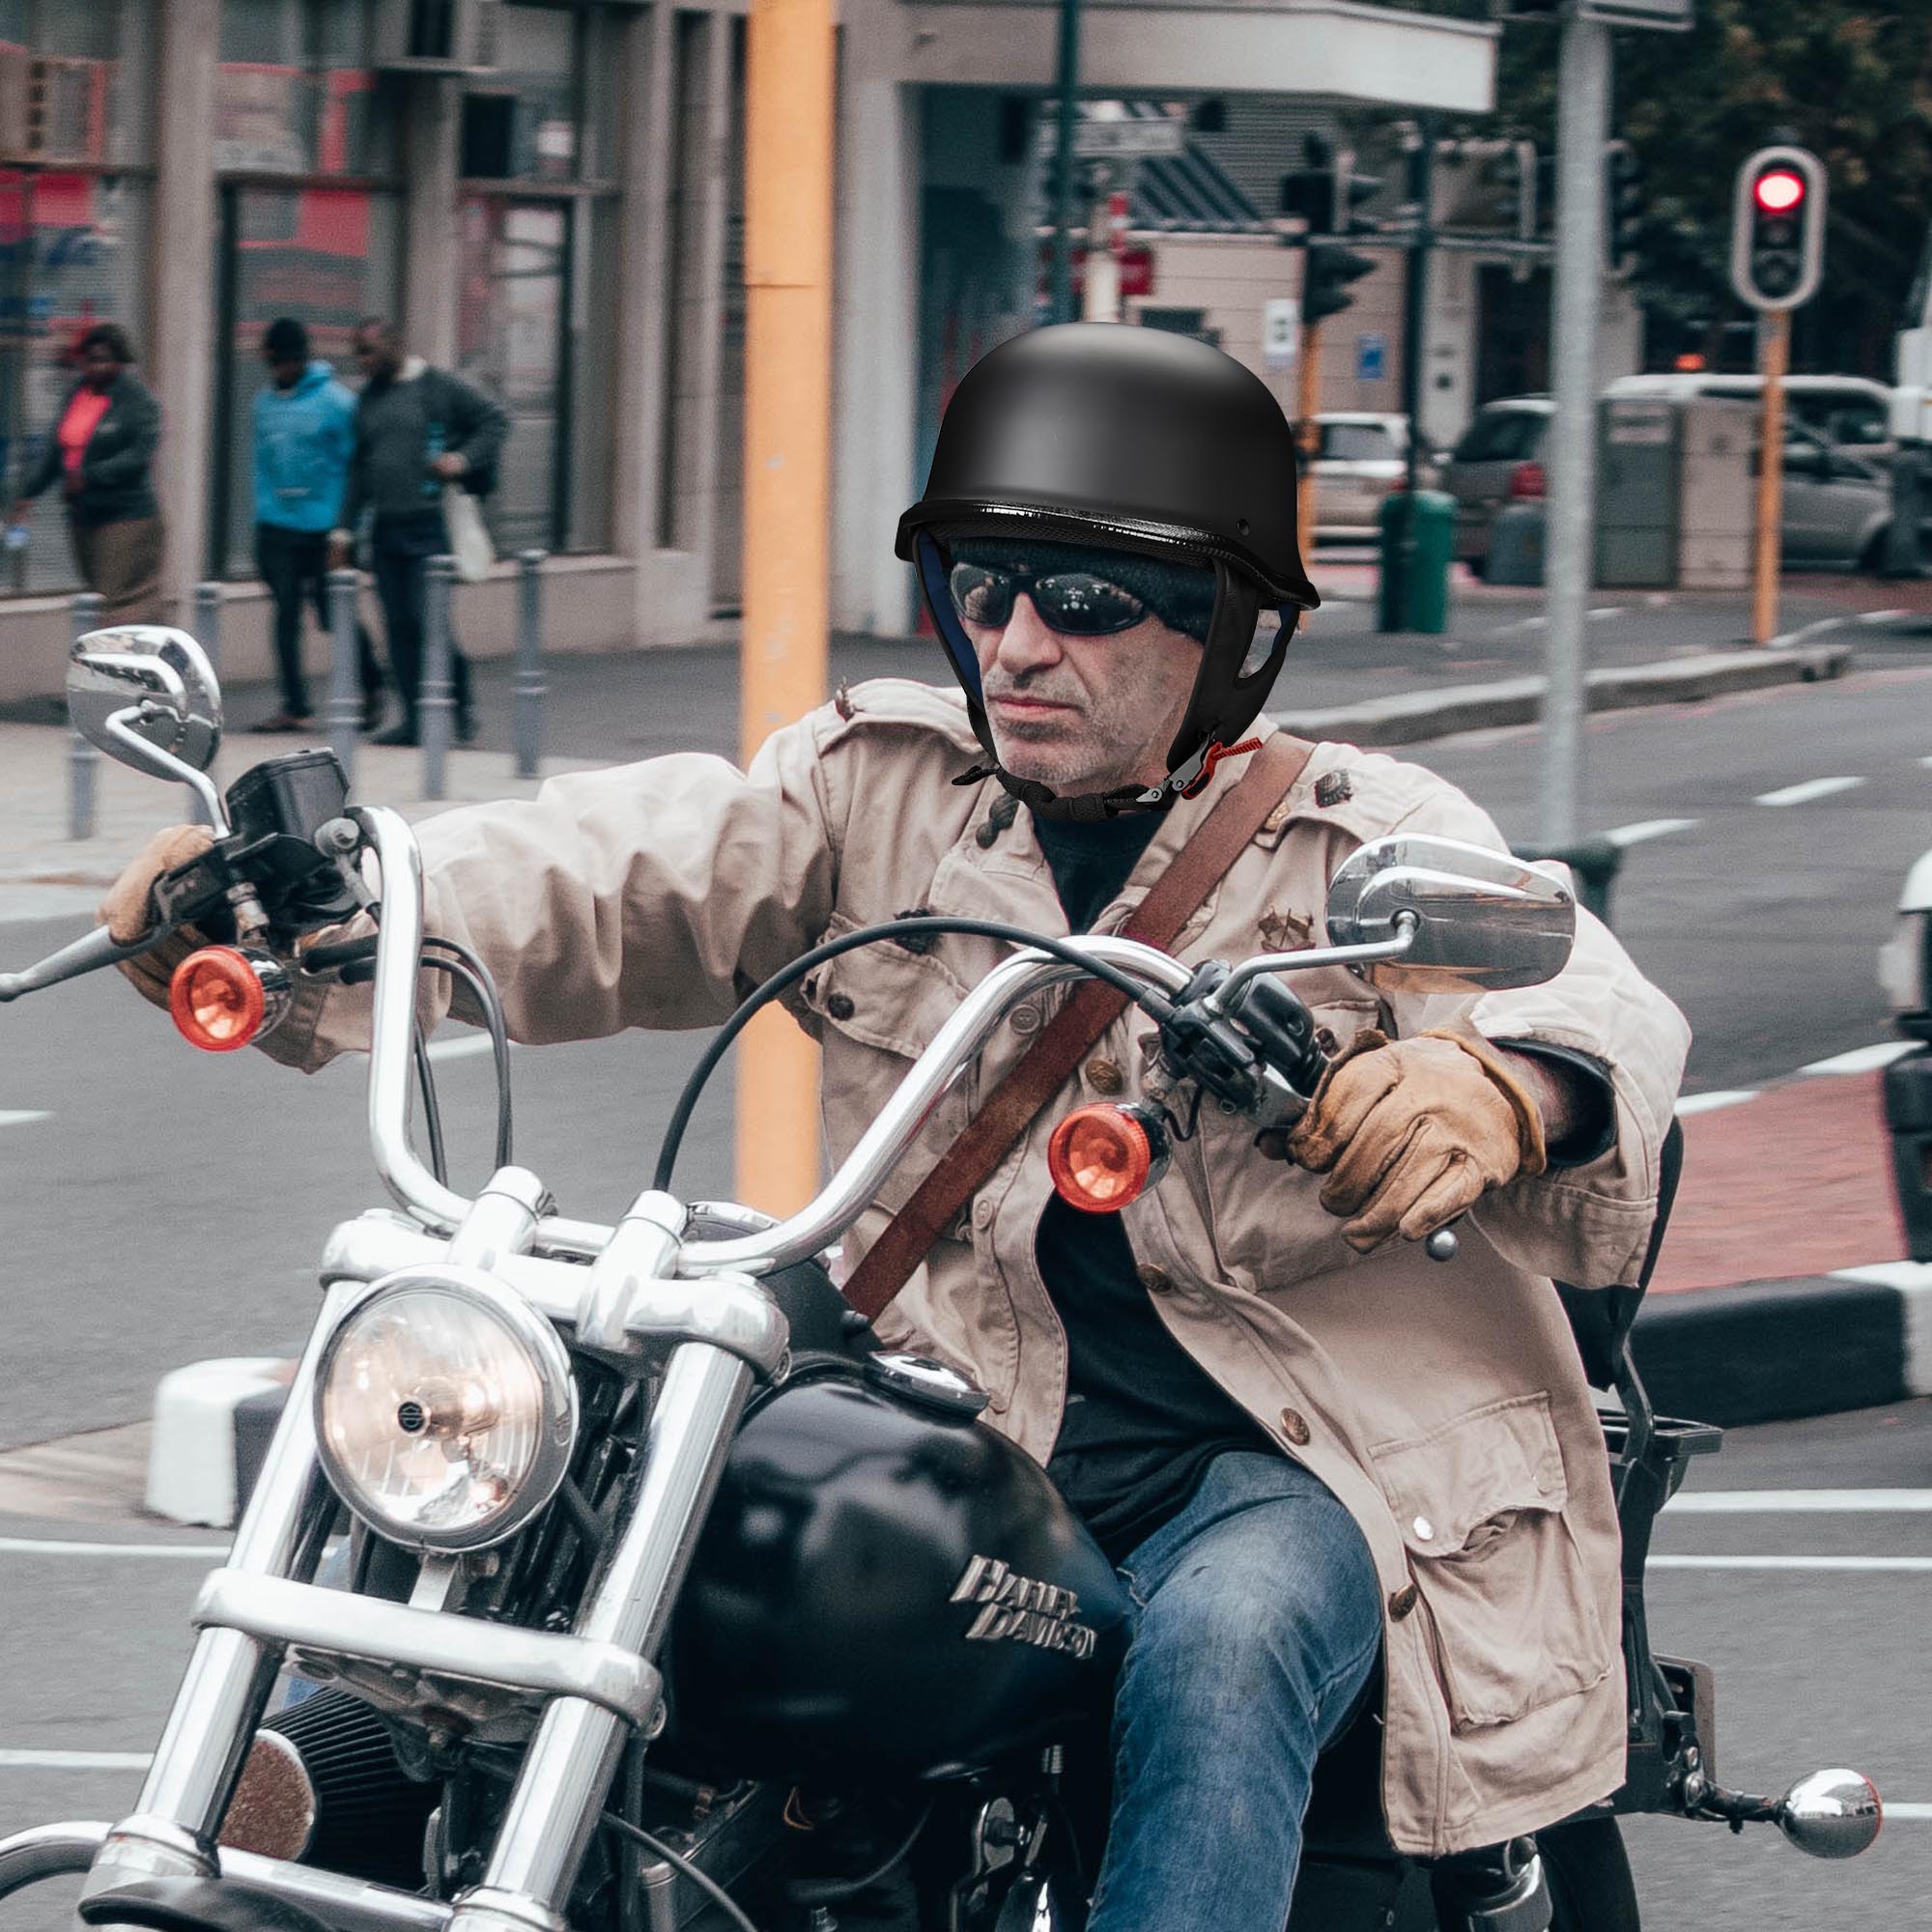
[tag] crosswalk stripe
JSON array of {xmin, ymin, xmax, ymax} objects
[
  {"xmin": 1665, "ymin": 1489, "xmax": 1932, "ymax": 1513},
  {"xmin": 0, "ymin": 1749, "xmax": 152, "ymax": 1770},
  {"xmin": 1799, "ymin": 1041, "xmax": 1917, "ymax": 1077},
  {"xmin": 0, "ymin": 1110, "xmax": 49, "ymax": 1127},
  {"xmin": 1755, "ymin": 775, "xmax": 1865, "ymax": 807},
  {"xmin": 1605, "ymin": 818, "xmax": 1697, "ymax": 847},
  {"xmin": 1674, "ymin": 1089, "xmax": 1757, "ymax": 1116}
]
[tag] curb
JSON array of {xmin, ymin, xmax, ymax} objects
[
  {"xmin": 147, "ymin": 1357, "xmax": 294, "ymax": 1528},
  {"xmin": 1274, "ymin": 641, "xmax": 1853, "ymax": 748},
  {"xmin": 1632, "ymin": 1264, "xmax": 1932, "ymax": 1429}
]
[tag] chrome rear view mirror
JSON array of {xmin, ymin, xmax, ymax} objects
[
  {"xmin": 1324, "ymin": 835, "xmax": 1576, "ymax": 993},
  {"xmin": 67, "ymin": 625, "xmax": 226, "ymax": 831}
]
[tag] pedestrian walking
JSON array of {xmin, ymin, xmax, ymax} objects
[
  {"xmin": 11, "ymin": 323, "xmax": 164, "ymax": 624},
  {"xmin": 252, "ymin": 318, "xmax": 386, "ymax": 734},
  {"xmin": 329, "ymin": 317, "xmax": 507, "ymax": 748}
]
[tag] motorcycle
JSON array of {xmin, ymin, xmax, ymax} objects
[{"xmin": 0, "ymin": 626, "xmax": 1881, "ymax": 1932}]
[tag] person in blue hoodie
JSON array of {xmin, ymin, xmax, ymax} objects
[{"xmin": 252, "ymin": 318, "xmax": 384, "ymax": 732}]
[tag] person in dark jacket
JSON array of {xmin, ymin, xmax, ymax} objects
[
  {"xmin": 327, "ymin": 317, "xmax": 508, "ymax": 747},
  {"xmin": 11, "ymin": 323, "xmax": 164, "ymax": 623},
  {"xmin": 252, "ymin": 318, "xmax": 385, "ymax": 733}
]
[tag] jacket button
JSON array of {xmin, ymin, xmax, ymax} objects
[
  {"xmin": 1085, "ymin": 1057, "xmax": 1124, "ymax": 1095},
  {"xmin": 1388, "ymin": 1582, "xmax": 1420, "ymax": 1622},
  {"xmin": 826, "ymin": 992, "xmax": 855, "ymax": 1021},
  {"xmin": 1010, "ymin": 1004, "xmax": 1041, "ymax": 1037},
  {"xmin": 1137, "ymin": 1264, "xmax": 1175, "ymax": 1295},
  {"xmin": 972, "ymin": 1199, "xmax": 994, "ymax": 1230},
  {"xmin": 1278, "ymin": 1407, "xmax": 1312, "ymax": 1446},
  {"xmin": 1411, "ymin": 1516, "xmax": 1435, "ymax": 1543}
]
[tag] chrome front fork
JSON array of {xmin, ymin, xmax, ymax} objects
[
  {"xmin": 77, "ymin": 1284, "xmax": 348, "ymax": 1905},
  {"xmin": 82, "ymin": 1182, "xmax": 765, "ymax": 1932}
]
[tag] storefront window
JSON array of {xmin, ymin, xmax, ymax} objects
[
  {"xmin": 211, "ymin": 184, "xmax": 399, "ymax": 575},
  {"xmin": 0, "ymin": 168, "xmax": 152, "ymax": 592},
  {"xmin": 215, "ymin": 0, "xmax": 384, "ymax": 178},
  {"xmin": 461, "ymin": 3, "xmax": 615, "ymax": 187}
]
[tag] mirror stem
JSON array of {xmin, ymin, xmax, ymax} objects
[{"xmin": 104, "ymin": 705, "xmax": 229, "ymax": 838}]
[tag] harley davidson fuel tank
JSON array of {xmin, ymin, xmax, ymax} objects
[{"xmin": 666, "ymin": 1365, "xmax": 1132, "ymax": 1783}]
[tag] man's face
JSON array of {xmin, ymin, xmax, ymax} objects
[
  {"xmin": 265, "ymin": 353, "xmax": 304, "ymax": 391},
  {"xmin": 953, "ymin": 548, "xmax": 1205, "ymax": 795},
  {"xmin": 80, "ymin": 343, "xmax": 120, "ymax": 392},
  {"xmin": 353, "ymin": 327, "xmax": 400, "ymax": 383}
]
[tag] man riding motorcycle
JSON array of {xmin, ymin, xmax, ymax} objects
[{"xmin": 103, "ymin": 323, "xmax": 1689, "ymax": 1931}]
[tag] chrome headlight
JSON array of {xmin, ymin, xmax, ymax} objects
[
  {"xmin": 315, "ymin": 1267, "xmax": 578, "ymax": 1552},
  {"xmin": 1880, "ymin": 911, "xmax": 1929, "ymax": 1018}
]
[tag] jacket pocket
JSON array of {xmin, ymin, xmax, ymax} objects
[
  {"xmin": 799, "ymin": 920, "xmax": 975, "ymax": 1213},
  {"xmin": 1372, "ymin": 1391, "xmax": 1608, "ymax": 1734}
]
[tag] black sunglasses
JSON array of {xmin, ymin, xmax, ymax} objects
[{"xmin": 948, "ymin": 560, "xmax": 1148, "ymax": 638}]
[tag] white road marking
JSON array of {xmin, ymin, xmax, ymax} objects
[
  {"xmin": 0, "ymin": 1749, "xmax": 152, "ymax": 1770},
  {"xmin": 1674, "ymin": 1089, "xmax": 1758, "ymax": 1117},
  {"xmin": 1859, "ymin": 608, "xmax": 1909, "ymax": 626},
  {"xmin": 1754, "ymin": 775, "xmax": 1865, "ymax": 807},
  {"xmin": 1798, "ymin": 1041, "xmax": 1918, "ymax": 1077},
  {"xmin": 1666, "ymin": 1489, "xmax": 1932, "ymax": 1513},
  {"xmin": 0, "ymin": 1110, "xmax": 49, "ymax": 1127},
  {"xmin": 0, "ymin": 1536, "xmax": 226, "ymax": 1559},
  {"xmin": 1605, "ymin": 818, "xmax": 1697, "ymax": 848},
  {"xmin": 1884, "ymin": 1804, "xmax": 1932, "ymax": 1820},
  {"xmin": 1493, "ymin": 615, "xmax": 1545, "ymax": 637},
  {"xmin": 1769, "ymin": 614, "xmax": 1855, "ymax": 649},
  {"xmin": 1587, "ymin": 607, "xmax": 1625, "ymax": 620},
  {"xmin": 1650, "ymin": 1554, "xmax": 1932, "ymax": 1573}
]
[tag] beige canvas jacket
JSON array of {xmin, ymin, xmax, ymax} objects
[{"xmin": 265, "ymin": 678, "xmax": 1690, "ymax": 1858}]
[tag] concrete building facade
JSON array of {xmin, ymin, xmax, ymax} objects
[{"xmin": 0, "ymin": 0, "xmax": 1493, "ymax": 701}]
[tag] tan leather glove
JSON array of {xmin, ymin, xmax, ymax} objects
[
  {"xmin": 1284, "ymin": 1029, "xmax": 1548, "ymax": 1253},
  {"xmin": 98, "ymin": 824, "xmax": 213, "ymax": 1013}
]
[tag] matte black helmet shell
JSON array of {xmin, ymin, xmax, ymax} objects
[{"xmin": 896, "ymin": 322, "xmax": 1318, "ymax": 612}]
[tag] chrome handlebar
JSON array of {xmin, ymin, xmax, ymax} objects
[{"xmin": 352, "ymin": 806, "xmax": 1428, "ymax": 1278}]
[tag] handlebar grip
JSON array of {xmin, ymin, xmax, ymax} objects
[{"xmin": 0, "ymin": 922, "xmax": 162, "ymax": 1004}]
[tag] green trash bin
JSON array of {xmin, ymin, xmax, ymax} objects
[{"xmin": 1376, "ymin": 490, "xmax": 1456, "ymax": 635}]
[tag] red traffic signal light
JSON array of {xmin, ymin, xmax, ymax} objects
[
  {"xmin": 1731, "ymin": 146, "xmax": 1826, "ymax": 312},
  {"xmin": 1752, "ymin": 166, "xmax": 1806, "ymax": 215}
]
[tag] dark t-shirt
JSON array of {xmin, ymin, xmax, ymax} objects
[{"xmin": 1031, "ymin": 810, "xmax": 1270, "ymax": 1561}]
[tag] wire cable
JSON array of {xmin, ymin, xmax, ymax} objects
[
  {"xmin": 422, "ymin": 937, "xmax": 514, "ymax": 1169},
  {"xmin": 653, "ymin": 916, "xmax": 1177, "ymax": 1191},
  {"xmin": 411, "ymin": 1019, "xmax": 447, "ymax": 1186},
  {"xmin": 786, "ymin": 1800, "xmax": 932, "ymax": 1907},
  {"xmin": 599, "ymin": 1810, "xmax": 761, "ymax": 1932}
]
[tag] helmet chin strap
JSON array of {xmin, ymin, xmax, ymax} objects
[{"xmin": 915, "ymin": 534, "xmax": 1295, "ymax": 823}]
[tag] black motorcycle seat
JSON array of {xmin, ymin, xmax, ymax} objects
[{"xmin": 77, "ymin": 1876, "xmax": 334, "ymax": 1932}]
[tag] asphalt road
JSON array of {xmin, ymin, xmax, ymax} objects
[
  {"xmin": 6, "ymin": 628, "xmax": 1930, "ymax": 1448},
  {"xmin": 3, "ymin": 1402, "xmax": 1924, "ymax": 1929}
]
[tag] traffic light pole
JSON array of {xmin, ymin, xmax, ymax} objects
[
  {"xmin": 1296, "ymin": 313, "xmax": 1321, "ymax": 547},
  {"xmin": 1752, "ymin": 307, "xmax": 1790, "ymax": 644},
  {"xmin": 1394, "ymin": 118, "xmax": 1436, "ymax": 619},
  {"xmin": 1540, "ymin": 7, "xmax": 1611, "ymax": 849},
  {"xmin": 1047, "ymin": 0, "xmax": 1082, "ymax": 324}
]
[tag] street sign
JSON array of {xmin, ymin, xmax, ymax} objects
[
  {"xmin": 1037, "ymin": 118, "xmax": 1187, "ymax": 160},
  {"xmin": 1355, "ymin": 332, "xmax": 1387, "ymax": 382},
  {"xmin": 1263, "ymin": 298, "xmax": 1300, "ymax": 372}
]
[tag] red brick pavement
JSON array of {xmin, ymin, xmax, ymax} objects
[{"xmin": 1653, "ymin": 1068, "xmax": 1907, "ymax": 1293}]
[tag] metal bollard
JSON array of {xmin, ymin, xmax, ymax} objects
[
  {"xmin": 514, "ymin": 549, "xmax": 547, "ymax": 780},
  {"xmin": 420, "ymin": 554, "xmax": 456, "ymax": 802},
  {"xmin": 187, "ymin": 582, "xmax": 223, "ymax": 826},
  {"xmin": 326, "ymin": 567, "xmax": 361, "ymax": 792},
  {"xmin": 67, "ymin": 590, "xmax": 103, "ymax": 839},
  {"xmin": 192, "ymin": 581, "xmax": 223, "ymax": 678}
]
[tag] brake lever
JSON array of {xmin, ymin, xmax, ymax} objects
[{"xmin": 0, "ymin": 922, "xmax": 169, "ymax": 1004}]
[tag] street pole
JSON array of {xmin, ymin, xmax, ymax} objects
[
  {"xmin": 1396, "ymin": 118, "xmax": 1436, "ymax": 620},
  {"xmin": 738, "ymin": 0, "xmax": 833, "ymax": 1215},
  {"xmin": 1540, "ymin": 8, "xmax": 1611, "ymax": 849},
  {"xmin": 1295, "ymin": 315, "xmax": 1321, "ymax": 554},
  {"xmin": 1752, "ymin": 309, "xmax": 1790, "ymax": 644},
  {"xmin": 1048, "ymin": 0, "xmax": 1082, "ymax": 324}
]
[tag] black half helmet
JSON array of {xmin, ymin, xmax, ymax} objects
[{"xmin": 896, "ymin": 324, "xmax": 1321, "ymax": 820}]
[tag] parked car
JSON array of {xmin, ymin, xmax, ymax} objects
[
  {"xmin": 1310, "ymin": 412, "xmax": 1433, "ymax": 543},
  {"xmin": 1442, "ymin": 397, "xmax": 1912, "ymax": 577},
  {"xmin": 1439, "ymin": 397, "xmax": 1552, "ymax": 576},
  {"xmin": 1604, "ymin": 372, "xmax": 1894, "ymax": 456}
]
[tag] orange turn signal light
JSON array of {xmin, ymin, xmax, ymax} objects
[
  {"xmin": 1046, "ymin": 1104, "xmax": 1168, "ymax": 1214},
  {"xmin": 169, "ymin": 945, "xmax": 283, "ymax": 1053}
]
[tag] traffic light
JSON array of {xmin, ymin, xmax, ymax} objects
[
  {"xmin": 1280, "ymin": 131, "xmax": 1337, "ymax": 233},
  {"xmin": 1605, "ymin": 140, "xmax": 1642, "ymax": 277},
  {"xmin": 1335, "ymin": 152, "xmax": 1382, "ymax": 240},
  {"xmin": 1303, "ymin": 241, "xmax": 1376, "ymax": 324},
  {"xmin": 1488, "ymin": 140, "xmax": 1540, "ymax": 242},
  {"xmin": 1730, "ymin": 145, "xmax": 1827, "ymax": 311}
]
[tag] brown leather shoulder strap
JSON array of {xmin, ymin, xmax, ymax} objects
[{"xmin": 841, "ymin": 733, "xmax": 1317, "ymax": 1321}]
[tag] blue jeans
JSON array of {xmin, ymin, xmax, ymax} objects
[{"xmin": 1089, "ymin": 1451, "xmax": 1383, "ymax": 1932}]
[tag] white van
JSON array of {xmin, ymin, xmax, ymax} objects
[{"xmin": 1603, "ymin": 373, "xmax": 1894, "ymax": 453}]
